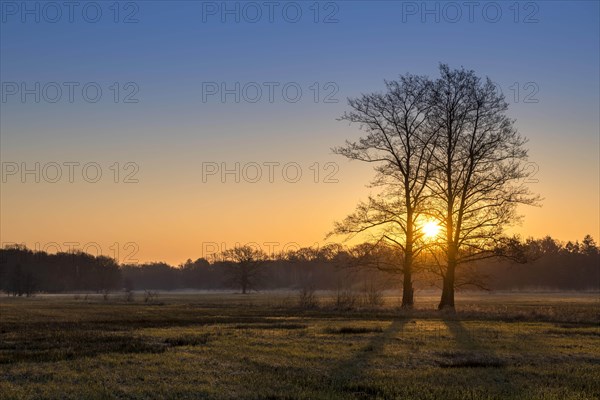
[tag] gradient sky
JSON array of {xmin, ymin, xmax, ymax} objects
[{"xmin": 1, "ymin": 1, "xmax": 599, "ymax": 264}]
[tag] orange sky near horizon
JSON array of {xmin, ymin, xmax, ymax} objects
[{"xmin": 2, "ymin": 122, "xmax": 598, "ymax": 266}]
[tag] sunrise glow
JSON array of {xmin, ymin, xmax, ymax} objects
[{"xmin": 421, "ymin": 220, "xmax": 442, "ymax": 239}]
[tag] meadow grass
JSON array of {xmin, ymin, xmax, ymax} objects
[{"xmin": 0, "ymin": 292, "xmax": 599, "ymax": 399}]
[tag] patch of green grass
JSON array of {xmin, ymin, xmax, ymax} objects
[
  {"xmin": 0, "ymin": 330, "xmax": 166, "ymax": 364},
  {"xmin": 163, "ymin": 333, "xmax": 211, "ymax": 346},
  {"xmin": 324, "ymin": 326, "xmax": 384, "ymax": 334},
  {"xmin": 545, "ymin": 328, "xmax": 600, "ymax": 336},
  {"xmin": 435, "ymin": 351, "xmax": 505, "ymax": 368},
  {"xmin": 232, "ymin": 323, "xmax": 307, "ymax": 330}
]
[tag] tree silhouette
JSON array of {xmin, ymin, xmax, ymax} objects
[
  {"xmin": 426, "ymin": 64, "xmax": 540, "ymax": 309},
  {"xmin": 581, "ymin": 235, "xmax": 598, "ymax": 256},
  {"xmin": 333, "ymin": 64, "xmax": 540, "ymax": 309},
  {"xmin": 221, "ymin": 246, "xmax": 268, "ymax": 294},
  {"xmin": 331, "ymin": 74, "xmax": 438, "ymax": 308}
]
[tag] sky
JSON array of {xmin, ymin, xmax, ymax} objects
[{"xmin": 1, "ymin": 0, "xmax": 599, "ymax": 265}]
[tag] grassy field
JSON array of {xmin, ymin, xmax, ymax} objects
[{"xmin": 1, "ymin": 291, "xmax": 599, "ymax": 399}]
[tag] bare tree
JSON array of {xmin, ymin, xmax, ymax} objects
[
  {"xmin": 221, "ymin": 246, "xmax": 268, "ymax": 294},
  {"xmin": 426, "ymin": 64, "xmax": 540, "ymax": 310},
  {"xmin": 330, "ymin": 74, "xmax": 437, "ymax": 308}
]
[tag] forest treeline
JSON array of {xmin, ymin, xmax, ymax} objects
[{"xmin": 1, "ymin": 235, "xmax": 598, "ymax": 296}]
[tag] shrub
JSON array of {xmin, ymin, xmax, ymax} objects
[{"xmin": 297, "ymin": 285, "xmax": 319, "ymax": 309}]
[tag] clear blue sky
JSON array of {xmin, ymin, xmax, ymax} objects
[{"xmin": 1, "ymin": 1, "xmax": 599, "ymax": 263}]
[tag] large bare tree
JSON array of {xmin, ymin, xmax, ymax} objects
[
  {"xmin": 330, "ymin": 74, "xmax": 437, "ymax": 308},
  {"xmin": 427, "ymin": 64, "xmax": 540, "ymax": 309}
]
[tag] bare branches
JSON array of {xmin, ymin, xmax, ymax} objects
[
  {"xmin": 332, "ymin": 64, "xmax": 540, "ymax": 309},
  {"xmin": 221, "ymin": 246, "xmax": 268, "ymax": 294},
  {"xmin": 425, "ymin": 64, "xmax": 540, "ymax": 309},
  {"xmin": 331, "ymin": 73, "xmax": 438, "ymax": 307}
]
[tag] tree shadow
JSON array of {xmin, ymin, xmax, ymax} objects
[
  {"xmin": 327, "ymin": 319, "xmax": 408, "ymax": 395},
  {"xmin": 442, "ymin": 316, "xmax": 478, "ymax": 345},
  {"xmin": 441, "ymin": 317, "xmax": 526, "ymax": 397}
]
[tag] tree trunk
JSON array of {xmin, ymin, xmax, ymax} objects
[
  {"xmin": 401, "ymin": 242, "xmax": 414, "ymax": 308},
  {"xmin": 401, "ymin": 269, "xmax": 414, "ymax": 308},
  {"xmin": 438, "ymin": 259, "xmax": 456, "ymax": 310},
  {"xmin": 401, "ymin": 209, "xmax": 415, "ymax": 308},
  {"xmin": 241, "ymin": 265, "xmax": 248, "ymax": 294},
  {"xmin": 439, "ymin": 203, "xmax": 456, "ymax": 310}
]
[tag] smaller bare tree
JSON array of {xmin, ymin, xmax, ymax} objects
[
  {"xmin": 124, "ymin": 289, "xmax": 134, "ymax": 302},
  {"xmin": 144, "ymin": 290, "xmax": 160, "ymax": 303},
  {"xmin": 221, "ymin": 246, "xmax": 268, "ymax": 294},
  {"xmin": 297, "ymin": 284, "xmax": 318, "ymax": 309}
]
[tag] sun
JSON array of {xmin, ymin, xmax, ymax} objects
[{"xmin": 422, "ymin": 220, "xmax": 441, "ymax": 239}]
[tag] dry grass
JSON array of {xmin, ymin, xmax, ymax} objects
[{"xmin": 1, "ymin": 291, "xmax": 599, "ymax": 399}]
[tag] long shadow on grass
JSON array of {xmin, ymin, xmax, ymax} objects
[
  {"xmin": 441, "ymin": 318, "xmax": 525, "ymax": 398},
  {"xmin": 327, "ymin": 319, "xmax": 408, "ymax": 397},
  {"xmin": 440, "ymin": 319, "xmax": 505, "ymax": 367}
]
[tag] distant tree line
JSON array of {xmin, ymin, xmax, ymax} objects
[
  {"xmin": 0, "ymin": 245, "xmax": 120, "ymax": 296},
  {"xmin": 476, "ymin": 235, "xmax": 600, "ymax": 290},
  {"xmin": 1, "ymin": 235, "xmax": 598, "ymax": 296}
]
